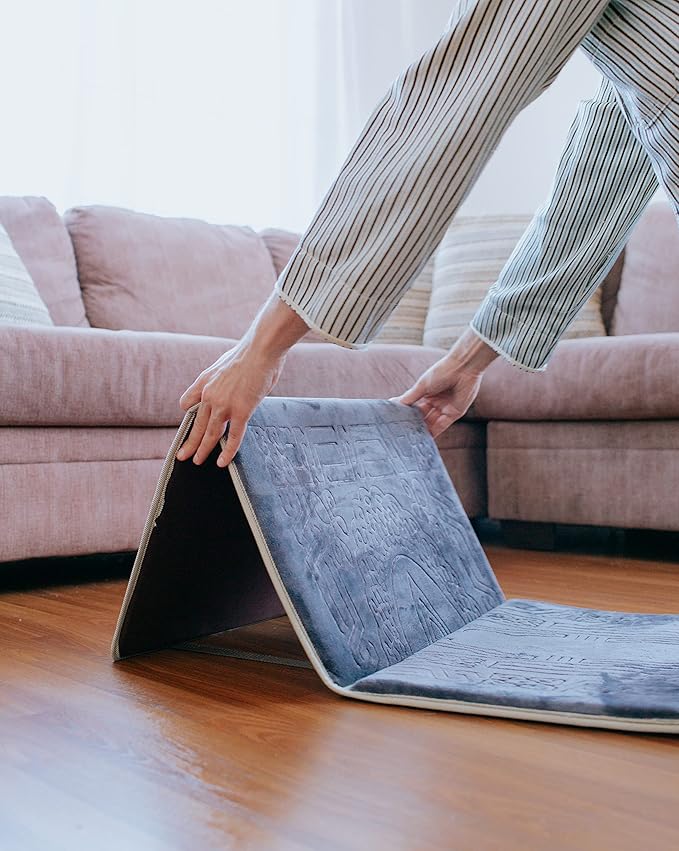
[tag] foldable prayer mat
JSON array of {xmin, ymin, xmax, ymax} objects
[{"xmin": 112, "ymin": 398, "xmax": 679, "ymax": 733}]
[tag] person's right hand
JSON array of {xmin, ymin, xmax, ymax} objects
[
  {"xmin": 176, "ymin": 339, "xmax": 287, "ymax": 467},
  {"xmin": 389, "ymin": 328, "xmax": 498, "ymax": 437}
]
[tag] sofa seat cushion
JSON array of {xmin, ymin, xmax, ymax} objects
[
  {"xmin": 65, "ymin": 205, "xmax": 277, "ymax": 338},
  {"xmin": 0, "ymin": 325, "xmax": 447, "ymax": 427},
  {"xmin": 0, "ymin": 326, "xmax": 234, "ymax": 427},
  {"xmin": 0, "ymin": 196, "xmax": 87, "ymax": 327},
  {"xmin": 0, "ymin": 426, "xmax": 178, "ymax": 464},
  {"xmin": 275, "ymin": 341, "xmax": 445, "ymax": 401},
  {"xmin": 475, "ymin": 333, "xmax": 679, "ymax": 421}
]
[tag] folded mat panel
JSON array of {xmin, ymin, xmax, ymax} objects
[{"xmin": 113, "ymin": 398, "xmax": 679, "ymax": 732}]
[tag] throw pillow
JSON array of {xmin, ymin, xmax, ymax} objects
[
  {"xmin": 0, "ymin": 195, "xmax": 87, "ymax": 327},
  {"xmin": 423, "ymin": 214, "xmax": 606, "ymax": 350},
  {"xmin": 65, "ymin": 206, "xmax": 278, "ymax": 339},
  {"xmin": 0, "ymin": 224, "xmax": 54, "ymax": 326}
]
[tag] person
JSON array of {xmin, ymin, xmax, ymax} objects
[{"xmin": 176, "ymin": 0, "xmax": 678, "ymax": 469}]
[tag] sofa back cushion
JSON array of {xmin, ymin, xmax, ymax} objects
[
  {"xmin": 260, "ymin": 226, "xmax": 435, "ymax": 346},
  {"xmin": 424, "ymin": 214, "xmax": 606, "ymax": 350},
  {"xmin": 66, "ymin": 205, "xmax": 277, "ymax": 337},
  {"xmin": 611, "ymin": 203, "xmax": 679, "ymax": 335},
  {"xmin": 0, "ymin": 196, "xmax": 87, "ymax": 327}
]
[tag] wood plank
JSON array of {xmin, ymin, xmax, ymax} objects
[{"xmin": 1, "ymin": 543, "xmax": 678, "ymax": 850}]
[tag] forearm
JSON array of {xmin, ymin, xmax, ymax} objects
[
  {"xmin": 243, "ymin": 290, "xmax": 311, "ymax": 358},
  {"xmin": 446, "ymin": 327, "xmax": 498, "ymax": 374},
  {"xmin": 471, "ymin": 77, "xmax": 658, "ymax": 372}
]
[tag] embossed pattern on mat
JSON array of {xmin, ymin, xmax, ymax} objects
[
  {"xmin": 233, "ymin": 398, "xmax": 504, "ymax": 687},
  {"xmin": 352, "ymin": 599, "xmax": 679, "ymax": 717}
]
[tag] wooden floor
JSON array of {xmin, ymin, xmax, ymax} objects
[{"xmin": 2, "ymin": 539, "xmax": 679, "ymax": 851}]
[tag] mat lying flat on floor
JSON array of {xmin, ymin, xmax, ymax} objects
[{"xmin": 112, "ymin": 398, "xmax": 679, "ymax": 732}]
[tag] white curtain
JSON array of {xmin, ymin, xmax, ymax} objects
[{"xmin": 1, "ymin": 0, "xmax": 452, "ymax": 232}]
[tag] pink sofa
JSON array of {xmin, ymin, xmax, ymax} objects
[
  {"xmin": 477, "ymin": 204, "xmax": 679, "ymax": 536},
  {"xmin": 0, "ymin": 197, "xmax": 676, "ymax": 563},
  {"xmin": 0, "ymin": 198, "xmax": 484, "ymax": 563}
]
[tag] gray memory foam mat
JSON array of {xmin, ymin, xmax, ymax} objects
[{"xmin": 112, "ymin": 398, "xmax": 679, "ymax": 732}]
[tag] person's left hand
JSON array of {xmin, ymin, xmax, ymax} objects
[
  {"xmin": 176, "ymin": 340, "xmax": 287, "ymax": 468},
  {"xmin": 389, "ymin": 351, "xmax": 485, "ymax": 437},
  {"xmin": 389, "ymin": 328, "xmax": 498, "ymax": 437}
]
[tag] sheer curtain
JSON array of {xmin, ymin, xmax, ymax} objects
[
  {"xmin": 0, "ymin": 0, "xmax": 451, "ymax": 231},
  {"xmin": 3, "ymin": 2, "xmax": 627, "ymax": 231}
]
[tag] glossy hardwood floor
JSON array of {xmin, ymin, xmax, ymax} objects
[{"xmin": 2, "ymin": 535, "xmax": 679, "ymax": 851}]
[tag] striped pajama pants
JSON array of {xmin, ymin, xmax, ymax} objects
[{"xmin": 274, "ymin": 0, "xmax": 679, "ymax": 371}]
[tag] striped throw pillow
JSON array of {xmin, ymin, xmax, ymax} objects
[
  {"xmin": 0, "ymin": 224, "xmax": 53, "ymax": 327},
  {"xmin": 372, "ymin": 255, "xmax": 435, "ymax": 345},
  {"xmin": 423, "ymin": 215, "xmax": 605, "ymax": 350}
]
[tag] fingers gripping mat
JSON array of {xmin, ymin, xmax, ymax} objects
[{"xmin": 113, "ymin": 398, "xmax": 679, "ymax": 732}]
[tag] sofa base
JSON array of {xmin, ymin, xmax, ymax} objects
[
  {"xmin": 0, "ymin": 427, "xmax": 176, "ymax": 563},
  {"xmin": 499, "ymin": 520, "xmax": 557, "ymax": 550},
  {"xmin": 488, "ymin": 420, "xmax": 679, "ymax": 532},
  {"xmin": 0, "ymin": 422, "xmax": 486, "ymax": 563},
  {"xmin": 0, "ymin": 459, "xmax": 168, "ymax": 563}
]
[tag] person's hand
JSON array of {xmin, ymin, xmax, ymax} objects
[
  {"xmin": 176, "ymin": 291, "xmax": 311, "ymax": 467},
  {"xmin": 389, "ymin": 355, "xmax": 484, "ymax": 436},
  {"xmin": 176, "ymin": 341, "xmax": 287, "ymax": 467},
  {"xmin": 390, "ymin": 328, "xmax": 498, "ymax": 437}
]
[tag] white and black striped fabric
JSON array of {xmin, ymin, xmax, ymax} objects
[{"xmin": 275, "ymin": 0, "xmax": 678, "ymax": 371}]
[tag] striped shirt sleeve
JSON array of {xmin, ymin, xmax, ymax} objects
[
  {"xmin": 274, "ymin": 0, "xmax": 612, "ymax": 351},
  {"xmin": 470, "ymin": 76, "xmax": 658, "ymax": 371}
]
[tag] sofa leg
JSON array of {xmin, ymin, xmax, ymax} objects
[{"xmin": 499, "ymin": 520, "xmax": 557, "ymax": 551}]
